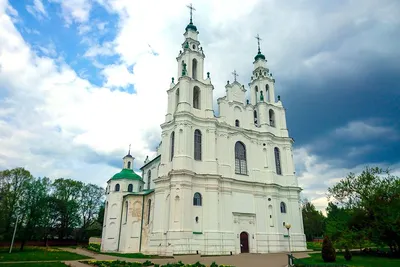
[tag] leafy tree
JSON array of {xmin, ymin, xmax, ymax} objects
[
  {"xmin": 0, "ymin": 168, "xmax": 33, "ymax": 239},
  {"xmin": 79, "ymin": 184, "xmax": 105, "ymax": 240},
  {"xmin": 328, "ymin": 167, "xmax": 400, "ymax": 254},
  {"xmin": 301, "ymin": 200, "xmax": 325, "ymax": 241},
  {"xmin": 321, "ymin": 235, "xmax": 336, "ymax": 262}
]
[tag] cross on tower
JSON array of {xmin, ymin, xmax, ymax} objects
[
  {"xmin": 128, "ymin": 144, "xmax": 131, "ymax": 155},
  {"xmin": 232, "ymin": 70, "xmax": 239, "ymax": 82},
  {"xmin": 187, "ymin": 3, "xmax": 196, "ymax": 23},
  {"xmin": 255, "ymin": 34, "xmax": 262, "ymax": 53}
]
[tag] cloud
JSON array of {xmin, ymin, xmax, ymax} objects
[
  {"xmin": 49, "ymin": 0, "xmax": 92, "ymax": 25},
  {"xmin": 26, "ymin": 0, "xmax": 48, "ymax": 20},
  {"xmin": 334, "ymin": 120, "xmax": 398, "ymax": 141}
]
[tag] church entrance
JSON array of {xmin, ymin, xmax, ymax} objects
[{"xmin": 240, "ymin": 231, "xmax": 249, "ymax": 253}]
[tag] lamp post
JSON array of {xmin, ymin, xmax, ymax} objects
[{"xmin": 285, "ymin": 223, "xmax": 292, "ymax": 266}]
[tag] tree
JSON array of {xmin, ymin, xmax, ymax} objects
[
  {"xmin": 301, "ymin": 200, "xmax": 325, "ymax": 241},
  {"xmin": 328, "ymin": 167, "xmax": 400, "ymax": 254},
  {"xmin": 52, "ymin": 178, "xmax": 83, "ymax": 239},
  {"xmin": 18, "ymin": 177, "xmax": 51, "ymax": 250},
  {"xmin": 79, "ymin": 184, "xmax": 105, "ymax": 240},
  {"xmin": 0, "ymin": 168, "xmax": 33, "ymax": 239},
  {"xmin": 321, "ymin": 235, "xmax": 336, "ymax": 262}
]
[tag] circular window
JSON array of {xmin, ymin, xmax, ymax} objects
[{"xmin": 268, "ymin": 198, "xmax": 271, "ymax": 201}]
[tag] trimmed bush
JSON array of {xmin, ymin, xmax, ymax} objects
[
  {"xmin": 321, "ymin": 235, "xmax": 336, "ymax": 262},
  {"xmin": 344, "ymin": 247, "xmax": 352, "ymax": 261}
]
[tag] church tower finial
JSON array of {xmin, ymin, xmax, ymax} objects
[
  {"xmin": 254, "ymin": 34, "xmax": 266, "ymax": 61},
  {"xmin": 128, "ymin": 144, "xmax": 131, "ymax": 155},
  {"xmin": 185, "ymin": 3, "xmax": 197, "ymax": 32}
]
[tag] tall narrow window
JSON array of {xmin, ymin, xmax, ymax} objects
[
  {"xmin": 280, "ymin": 202, "xmax": 287, "ymax": 213},
  {"xmin": 128, "ymin": 184, "xmax": 133, "ymax": 192},
  {"xmin": 115, "ymin": 184, "xmax": 120, "ymax": 192},
  {"xmin": 104, "ymin": 202, "xmax": 108, "ymax": 226},
  {"xmin": 194, "ymin": 129, "xmax": 202, "ymax": 160},
  {"xmin": 269, "ymin": 109, "xmax": 275, "ymax": 127},
  {"xmin": 148, "ymin": 199, "xmax": 151, "ymax": 224},
  {"xmin": 253, "ymin": 110, "xmax": 258, "ymax": 126},
  {"xmin": 193, "ymin": 87, "xmax": 200, "ymax": 109},
  {"xmin": 192, "ymin": 59, "xmax": 198, "ymax": 79},
  {"xmin": 127, "ymin": 161, "xmax": 131, "ymax": 169},
  {"xmin": 235, "ymin": 141, "xmax": 247, "ymax": 175},
  {"xmin": 255, "ymin": 86, "xmax": 258, "ymax": 102},
  {"xmin": 275, "ymin": 147, "xmax": 282, "ymax": 175},
  {"xmin": 170, "ymin": 131, "xmax": 175, "ymax": 161},
  {"xmin": 193, "ymin": 192, "xmax": 202, "ymax": 206},
  {"xmin": 235, "ymin": 119, "xmax": 240, "ymax": 127},
  {"xmin": 147, "ymin": 170, "xmax": 151, "ymax": 190},
  {"xmin": 175, "ymin": 89, "xmax": 180, "ymax": 108},
  {"xmin": 124, "ymin": 201, "xmax": 128, "ymax": 223},
  {"xmin": 265, "ymin": 84, "xmax": 270, "ymax": 102}
]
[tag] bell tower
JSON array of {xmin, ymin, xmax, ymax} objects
[
  {"xmin": 249, "ymin": 34, "xmax": 276, "ymax": 106},
  {"xmin": 164, "ymin": 4, "xmax": 214, "ymax": 122}
]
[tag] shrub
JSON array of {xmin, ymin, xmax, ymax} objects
[
  {"xmin": 344, "ymin": 247, "xmax": 352, "ymax": 261},
  {"xmin": 321, "ymin": 235, "xmax": 336, "ymax": 262},
  {"xmin": 143, "ymin": 260, "xmax": 154, "ymax": 266},
  {"xmin": 210, "ymin": 262, "xmax": 218, "ymax": 267}
]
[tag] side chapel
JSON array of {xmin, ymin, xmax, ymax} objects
[{"xmin": 101, "ymin": 6, "xmax": 307, "ymax": 256}]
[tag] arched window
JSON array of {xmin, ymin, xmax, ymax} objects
[
  {"xmin": 193, "ymin": 192, "xmax": 202, "ymax": 206},
  {"xmin": 280, "ymin": 202, "xmax": 287, "ymax": 213},
  {"xmin": 115, "ymin": 184, "xmax": 120, "ymax": 192},
  {"xmin": 255, "ymin": 86, "xmax": 258, "ymax": 102},
  {"xmin": 193, "ymin": 87, "xmax": 200, "ymax": 109},
  {"xmin": 192, "ymin": 59, "xmax": 197, "ymax": 79},
  {"xmin": 124, "ymin": 201, "xmax": 128, "ymax": 223},
  {"xmin": 265, "ymin": 84, "xmax": 269, "ymax": 102},
  {"xmin": 127, "ymin": 161, "xmax": 131, "ymax": 169},
  {"xmin": 194, "ymin": 129, "xmax": 202, "ymax": 160},
  {"xmin": 235, "ymin": 119, "xmax": 240, "ymax": 127},
  {"xmin": 170, "ymin": 131, "xmax": 175, "ymax": 161},
  {"xmin": 128, "ymin": 184, "xmax": 133, "ymax": 192},
  {"xmin": 269, "ymin": 109, "xmax": 275, "ymax": 127},
  {"xmin": 274, "ymin": 147, "xmax": 282, "ymax": 175},
  {"xmin": 147, "ymin": 170, "xmax": 151, "ymax": 190},
  {"xmin": 175, "ymin": 88, "xmax": 180, "ymax": 108},
  {"xmin": 148, "ymin": 199, "xmax": 151, "ymax": 224},
  {"xmin": 253, "ymin": 110, "xmax": 258, "ymax": 125},
  {"xmin": 235, "ymin": 141, "xmax": 247, "ymax": 175}
]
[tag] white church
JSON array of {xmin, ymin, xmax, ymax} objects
[{"xmin": 101, "ymin": 8, "xmax": 307, "ymax": 256}]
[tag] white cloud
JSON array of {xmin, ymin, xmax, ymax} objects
[
  {"xmin": 334, "ymin": 120, "xmax": 398, "ymax": 140},
  {"xmin": 50, "ymin": 0, "xmax": 92, "ymax": 25},
  {"xmin": 101, "ymin": 64, "xmax": 134, "ymax": 88},
  {"xmin": 26, "ymin": 0, "xmax": 47, "ymax": 20}
]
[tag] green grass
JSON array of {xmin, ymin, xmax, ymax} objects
[
  {"xmin": 296, "ymin": 252, "xmax": 400, "ymax": 267},
  {"xmin": 0, "ymin": 262, "xmax": 68, "ymax": 266},
  {"xmin": 86, "ymin": 243, "xmax": 172, "ymax": 259},
  {"xmin": 0, "ymin": 247, "xmax": 91, "ymax": 262},
  {"xmin": 307, "ymin": 241, "xmax": 323, "ymax": 251}
]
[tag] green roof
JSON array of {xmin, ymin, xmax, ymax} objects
[
  {"xmin": 185, "ymin": 22, "xmax": 197, "ymax": 32},
  {"xmin": 254, "ymin": 51, "xmax": 266, "ymax": 61},
  {"xmin": 111, "ymin": 168, "xmax": 142, "ymax": 181}
]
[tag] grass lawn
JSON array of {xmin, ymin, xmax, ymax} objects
[
  {"xmin": 0, "ymin": 247, "xmax": 91, "ymax": 262},
  {"xmin": 296, "ymin": 252, "xmax": 400, "ymax": 267},
  {"xmin": 86, "ymin": 243, "xmax": 172, "ymax": 259},
  {"xmin": 307, "ymin": 241, "xmax": 322, "ymax": 251},
  {"xmin": 0, "ymin": 262, "xmax": 68, "ymax": 266}
]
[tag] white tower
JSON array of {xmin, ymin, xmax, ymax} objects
[{"xmin": 101, "ymin": 146, "xmax": 144, "ymax": 252}]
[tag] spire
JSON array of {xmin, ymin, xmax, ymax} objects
[
  {"xmin": 185, "ymin": 3, "xmax": 198, "ymax": 32},
  {"xmin": 124, "ymin": 144, "xmax": 133, "ymax": 158},
  {"xmin": 254, "ymin": 34, "xmax": 266, "ymax": 61},
  {"xmin": 232, "ymin": 70, "xmax": 239, "ymax": 82}
]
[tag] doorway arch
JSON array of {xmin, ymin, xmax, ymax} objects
[{"xmin": 240, "ymin": 231, "xmax": 249, "ymax": 253}]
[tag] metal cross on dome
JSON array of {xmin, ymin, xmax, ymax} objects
[
  {"xmin": 255, "ymin": 34, "xmax": 262, "ymax": 52},
  {"xmin": 187, "ymin": 3, "xmax": 196, "ymax": 23},
  {"xmin": 232, "ymin": 70, "xmax": 239, "ymax": 82}
]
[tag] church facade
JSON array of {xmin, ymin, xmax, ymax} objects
[{"xmin": 101, "ymin": 13, "xmax": 307, "ymax": 256}]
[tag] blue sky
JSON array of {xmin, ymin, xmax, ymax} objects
[{"xmin": 0, "ymin": 0, "xmax": 399, "ymax": 212}]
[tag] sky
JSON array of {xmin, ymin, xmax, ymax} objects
[{"xmin": 0, "ymin": 0, "xmax": 399, "ymax": 213}]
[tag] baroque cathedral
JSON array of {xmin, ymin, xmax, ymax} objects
[{"xmin": 101, "ymin": 8, "xmax": 306, "ymax": 256}]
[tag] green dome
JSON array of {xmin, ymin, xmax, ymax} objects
[
  {"xmin": 254, "ymin": 51, "xmax": 266, "ymax": 61},
  {"xmin": 111, "ymin": 168, "xmax": 142, "ymax": 181},
  {"xmin": 185, "ymin": 22, "xmax": 197, "ymax": 32}
]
